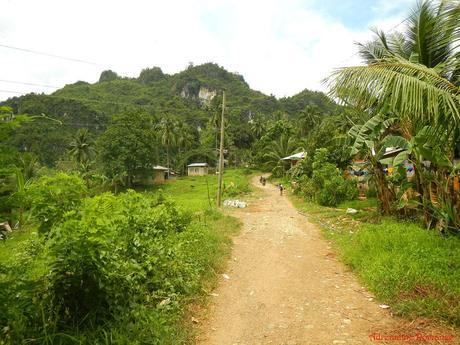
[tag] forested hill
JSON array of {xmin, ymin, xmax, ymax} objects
[{"xmin": 2, "ymin": 62, "xmax": 338, "ymax": 166}]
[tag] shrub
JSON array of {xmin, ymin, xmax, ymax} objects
[
  {"xmin": 223, "ymin": 180, "xmax": 250, "ymax": 197},
  {"xmin": 1, "ymin": 188, "xmax": 238, "ymax": 344},
  {"xmin": 294, "ymin": 175, "xmax": 315, "ymax": 200},
  {"xmin": 27, "ymin": 173, "xmax": 88, "ymax": 234},
  {"xmin": 295, "ymin": 148, "xmax": 358, "ymax": 207},
  {"xmin": 43, "ymin": 191, "xmax": 194, "ymax": 327}
]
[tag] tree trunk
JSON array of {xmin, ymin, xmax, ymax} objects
[
  {"xmin": 166, "ymin": 144, "xmax": 170, "ymax": 179},
  {"xmin": 373, "ymin": 161, "xmax": 394, "ymax": 215}
]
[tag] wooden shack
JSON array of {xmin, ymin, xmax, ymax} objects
[
  {"xmin": 187, "ymin": 163, "xmax": 209, "ymax": 176},
  {"xmin": 153, "ymin": 165, "xmax": 169, "ymax": 184}
]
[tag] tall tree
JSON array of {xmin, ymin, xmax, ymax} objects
[
  {"xmin": 327, "ymin": 0, "xmax": 460, "ymax": 129},
  {"xmin": 157, "ymin": 117, "xmax": 178, "ymax": 177},
  {"xmin": 263, "ymin": 135, "xmax": 300, "ymax": 176},
  {"xmin": 69, "ymin": 128, "xmax": 93, "ymax": 165},
  {"xmin": 327, "ymin": 0, "xmax": 460, "ymax": 227},
  {"xmin": 97, "ymin": 112, "xmax": 156, "ymax": 187}
]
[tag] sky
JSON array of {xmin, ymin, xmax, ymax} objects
[{"xmin": 0, "ymin": 0, "xmax": 413, "ymax": 101}]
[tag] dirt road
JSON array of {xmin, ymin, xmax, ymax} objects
[{"xmin": 196, "ymin": 177, "xmax": 456, "ymax": 345}]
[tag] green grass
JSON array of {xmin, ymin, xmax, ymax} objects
[
  {"xmin": 0, "ymin": 227, "xmax": 35, "ymax": 263},
  {"xmin": 142, "ymin": 169, "xmax": 252, "ymax": 212},
  {"xmin": 290, "ymin": 194, "xmax": 460, "ymax": 327}
]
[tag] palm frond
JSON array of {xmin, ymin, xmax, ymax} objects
[{"xmin": 327, "ymin": 58, "xmax": 460, "ymax": 129}]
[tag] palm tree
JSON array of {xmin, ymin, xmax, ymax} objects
[
  {"xmin": 250, "ymin": 116, "xmax": 266, "ymax": 139},
  {"xmin": 297, "ymin": 105, "xmax": 321, "ymax": 137},
  {"xmin": 69, "ymin": 128, "xmax": 93, "ymax": 165},
  {"xmin": 327, "ymin": 0, "xmax": 460, "ymax": 226},
  {"xmin": 327, "ymin": 0, "xmax": 459, "ymax": 130},
  {"xmin": 176, "ymin": 123, "xmax": 194, "ymax": 153},
  {"xmin": 158, "ymin": 117, "xmax": 178, "ymax": 177},
  {"xmin": 264, "ymin": 135, "xmax": 300, "ymax": 176}
]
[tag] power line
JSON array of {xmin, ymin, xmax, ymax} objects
[
  {"xmin": 0, "ymin": 43, "xmax": 104, "ymax": 67},
  {"xmin": 386, "ymin": 15, "xmax": 410, "ymax": 34},
  {"xmin": 337, "ymin": 14, "xmax": 411, "ymax": 67},
  {"xmin": 0, "ymin": 79, "xmax": 60, "ymax": 89},
  {"xmin": 0, "ymin": 89, "xmax": 25, "ymax": 94}
]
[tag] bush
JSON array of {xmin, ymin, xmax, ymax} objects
[
  {"xmin": 1, "ymin": 179, "xmax": 243, "ymax": 344},
  {"xmin": 294, "ymin": 148, "xmax": 358, "ymax": 207},
  {"xmin": 294, "ymin": 175, "xmax": 315, "ymax": 200},
  {"xmin": 223, "ymin": 180, "xmax": 250, "ymax": 197},
  {"xmin": 43, "ymin": 191, "xmax": 194, "ymax": 327},
  {"xmin": 27, "ymin": 173, "xmax": 88, "ymax": 234}
]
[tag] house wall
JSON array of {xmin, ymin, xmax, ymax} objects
[
  {"xmin": 188, "ymin": 167, "xmax": 208, "ymax": 176},
  {"xmin": 153, "ymin": 170, "xmax": 166, "ymax": 184}
]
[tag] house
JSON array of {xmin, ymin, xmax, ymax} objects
[
  {"xmin": 281, "ymin": 151, "xmax": 307, "ymax": 168},
  {"xmin": 381, "ymin": 147, "xmax": 415, "ymax": 178},
  {"xmin": 153, "ymin": 165, "xmax": 169, "ymax": 184},
  {"xmin": 281, "ymin": 151, "xmax": 307, "ymax": 161},
  {"xmin": 187, "ymin": 163, "xmax": 209, "ymax": 176}
]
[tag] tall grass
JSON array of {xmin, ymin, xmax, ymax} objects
[{"xmin": 292, "ymin": 196, "xmax": 460, "ymax": 326}]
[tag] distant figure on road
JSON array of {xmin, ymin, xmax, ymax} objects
[
  {"xmin": 262, "ymin": 177, "xmax": 266, "ymax": 186},
  {"xmin": 259, "ymin": 176, "xmax": 263, "ymax": 184},
  {"xmin": 278, "ymin": 184, "xmax": 284, "ymax": 196}
]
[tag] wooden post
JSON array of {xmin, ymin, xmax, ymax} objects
[{"xmin": 217, "ymin": 91, "xmax": 225, "ymax": 207}]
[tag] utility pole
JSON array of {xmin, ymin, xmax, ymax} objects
[{"xmin": 217, "ymin": 90, "xmax": 225, "ymax": 207}]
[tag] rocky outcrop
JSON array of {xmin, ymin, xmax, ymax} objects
[
  {"xmin": 198, "ymin": 87, "xmax": 217, "ymax": 106},
  {"xmin": 180, "ymin": 85, "xmax": 216, "ymax": 106}
]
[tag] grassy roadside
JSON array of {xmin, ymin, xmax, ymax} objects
[
  {"xmin": 289, "ymin": 193, "xmax": 460, "ymax": 327},
  {"xmin": 150, "ymin": 169, "xmax": 252, "ymax": 343}
]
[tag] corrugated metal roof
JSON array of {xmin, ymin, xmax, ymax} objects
[
  {"xmin": 382, "ymin": 147, "xmax": 405, "ymax": 157},
  {"xmin": 153, "ymin": 165, "xmax": 168, "ymax": 170},
  {"xmin": 188, "ymin": 163, "xmax": 208, "ymax": 167},
  {"xmin": 281, "ymin": 151, "xmax": 307, "ymax": 161}
]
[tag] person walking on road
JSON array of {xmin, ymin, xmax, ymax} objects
[{"xmin": 278, "ymin": 184, "xmax": 284, "ymax": 196}]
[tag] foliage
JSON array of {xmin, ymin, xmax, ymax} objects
[
  {"xmin": 292, "ymin": 196, "xmax": 460, "ymax": 326},
  {"xmin": 327, "ymin": 0, "xmax": 460, "ymax": 228},
  {"xmin": 262, "ymin": 134, "xmax": 300, "ymax": 176},
  {"xmin": 1, "ymin": 63, "xmax": 338, "ymax": 171},
  {"xmin": 97, "ymin": 111, "xmax": 157, "ymax": 186},
  {"xmin": 44, "ymin": 191, "xmax": 191, "ymax": 326},
  {"xmin": 294, "ymin": 148, "xmax": 358, "ymax": 206},
  {"xmin": 27, "ymin": 173, "xmax": 88, "ymax": 234},
  {"xmin": 0, "ymin": 178, "xmax": 244, "ymax": 344},
  {"xmin": 68, "ymin": 128, "xmax": 93, "ymax": 165}
]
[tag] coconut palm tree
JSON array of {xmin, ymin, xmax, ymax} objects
[
  {"xmin": 264, "ymin": 135, "xmax": 301, "ymax": 176},
  {"xmin": 250, "ymin": 115, "xmax": 266, "ymax": 139},
  {"xmin": 157, "ymin": 117, "xmax": 178, "ymax": 177},
  {"xmin": 69, "ymin": 128, "xmax": 93, "ymax": 165},
  {"xmin": 327, "ymin": 0, "xmax": 460, "ymax": 130},
  {"xmin": 327, "ymin": 0, "xmax": 459, "ymax": 225},
  {"xmin": 297, "ymin": 105, "xmax": 322, "ymax": 137}
]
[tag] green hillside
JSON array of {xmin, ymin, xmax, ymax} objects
[{"xmin": 2, "ymin": 62, "xmax": 338, "ymax": 169}]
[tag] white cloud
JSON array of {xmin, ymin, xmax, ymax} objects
[{"xmin": 0, "ymin": 0, "xmax": 408, "ymax": 101}]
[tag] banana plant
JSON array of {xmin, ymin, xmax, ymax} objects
[
  {"xmin": 380, "ymin": 127, "xmax": 460, "ymax": 230},
  {"xmin": 348, "ymin": 114, "xmax": 397, "ymax": 215}
]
